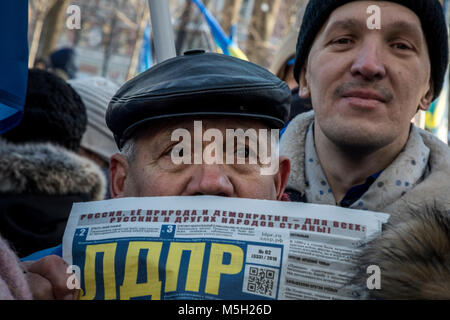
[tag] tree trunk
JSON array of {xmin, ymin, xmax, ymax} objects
[
  {"xmin": 102, "ymin": 1, "xmax": 120, "ymax": 77},
  {"xmin": 29, "ymin": 11, "xmax": 46, "ymax": 68},
  {"xmin": 175, "ymin": 0, "xmax": 193, "ymax": 55},
  {"xmin": 28, "ymin": 0, "xmax": 58, "ymax": 67},
  {"xmin": 220, "ymin": 0, "xmax": 243, "ymax": 36},
  {"xmin": 127, "ymin": 4, "xmax": 149, "ymax": 80},
  {"xmin": 246, "ymin": 0, "xmax": 283, "ymax": 66},
  {"xmin": 36, "ymin": 0, "xmax": 69, "ymax": 61}
]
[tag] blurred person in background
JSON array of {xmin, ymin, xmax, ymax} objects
[
  {"xmin": 0, "ymin": 2, "xmax": 79, "ymax": 301},
  {"xmin": 33, "ymin": 57, "xmax": 49, "ymax": 71},
  {"xmin": 0, "ymin": 69, "xmax": 106, "ymax": 258},
  {"xmin": 49, "ymin": 47, "xmax": 78, "ymax": 80},
  {"xmin": 270, "ymin": 30, "xmax": 312, "ymax": 124},
  {"xmin": 68, "ymin": 77, "xmax": 120, "ymax": 199}
]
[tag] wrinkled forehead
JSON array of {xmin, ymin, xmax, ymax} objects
[
  {"xmin": 314, "ymin": 1, "xmax": 426, "ymax": 46},
  {"xmin": 135, "ymin": 116, "xmax": 272, "ymax": 141}
]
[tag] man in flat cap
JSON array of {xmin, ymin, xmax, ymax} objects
[
  {"xmin": 24, "ymin": 51, "xmax": 292, "ymax": 300},
  {"xmin": 281, "ymin": 0, "xmax": 450, "ymax": 298},
  {"xmin": 106, "ymin": 50, "xmax": 291, "ymax": 201}
]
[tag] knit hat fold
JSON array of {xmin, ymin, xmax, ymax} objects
[{"xmin": 68, "ymin": 77, "xmax": 120, "ymax": 162}]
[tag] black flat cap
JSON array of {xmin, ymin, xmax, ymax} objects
[{"xmin": 106, "ymin": 51, "xmax": 291, "ymax": 149}]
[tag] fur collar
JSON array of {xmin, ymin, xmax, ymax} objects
[
  {"xmin": 280, "ymin": 111, "xmax": 314, "ymax": 197},
  {"xmin": 355, "ymin": 206, "xmax": 450, "ymax": 299},
  {"xmin": 0, "ymin": 139, "xmax": 106, "ymax": 200}
]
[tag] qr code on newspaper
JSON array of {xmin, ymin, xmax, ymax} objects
[{"xmin": 242, "ymin": 265, "xmax": 279, "ymax": 299}]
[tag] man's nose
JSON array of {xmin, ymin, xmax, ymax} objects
[
  {"xmin": 185, "ymin": 164, "xmax": 234, "ymax": 196},
  {"xmin": 350, "ymin": 40, "xmax": 386, "ymax": 80}
]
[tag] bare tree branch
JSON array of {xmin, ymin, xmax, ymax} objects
[{"xmin": 29, "ymin": 0, "xmax": 58, "ymax": 67}]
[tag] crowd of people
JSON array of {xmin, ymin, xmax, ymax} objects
[{"xmin": 0, "ymin": 0, "xmax": 449, "ymax": 300}]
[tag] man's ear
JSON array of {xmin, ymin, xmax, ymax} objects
[
  {"xmin": 418, "ymin": 80, "xmax": 434, "ymax": 112},
  {"xmin": 275, "ymin": 156, "xmax": 291, "ymax": 201},
  {"xmin": 110, "ymin": 153, "xmax": 129, "ymax": 198},
  {"xmin": 298, "ymin": 65, "xmax": 311, "ymax": 99}
]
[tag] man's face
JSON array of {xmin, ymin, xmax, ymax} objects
[
  {"xmin": 299, "ymin": 1, "xmax": 434, "ymax": 151},
  {"xmin": 110, "ymin": 118, "xmax": 290, "ymax": 200}
]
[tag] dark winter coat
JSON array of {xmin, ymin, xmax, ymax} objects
[{"xmin": 0, "ymin": 139, "xmax": 106, "ymax": 257}]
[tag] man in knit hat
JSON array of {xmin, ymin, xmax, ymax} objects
[
  {"xmin": 68, "ymin": 77, "xmax": 120, "ymax": 168},
  {"xmin": 281, "ymin": 0, "xmax": 450, "ymax": 298},
  {"xmin": 0, "ymin": 69, "xmax": 106, "ymax": 258},
  {"xmin": 0, "ymin": 70, "xmax": 103, "ymax": 299},
  {"xmin": 68, "ymin": 77, "xmax": 120, "ymax": 199}
]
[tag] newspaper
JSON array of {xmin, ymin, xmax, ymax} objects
[{"xmin": 62, "ymin": 196, "xmax": 390, "ymax": 300}]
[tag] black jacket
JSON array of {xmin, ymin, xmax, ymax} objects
[{"xmin": 0, "ymin": 139, "xmax": 105, "ymax": 257}]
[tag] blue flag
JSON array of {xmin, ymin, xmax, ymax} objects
[
  {"xmin": 138, "ymin": 23, "xmax": 153, "ymax": 74},
  {"xmin": 0, "ymin": 1, "xmax": 28, "ymax": 134},
  {"xmin": 191, "ymin": 0, "xmax": 248, "ymax": 60}
]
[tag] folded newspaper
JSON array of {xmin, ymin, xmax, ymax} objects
[{"xmin": 63, "ymin": 196, "xmax": 390, "ymax": 300}]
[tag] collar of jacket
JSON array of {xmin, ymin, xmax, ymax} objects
[
  {"xmin": 281, "ymin": 111, "xmax": 450, "ymax": 299},
  {"xmin": 280, "ymin": 111, "xmax": 450, "ymax": 219},
  {"xmin": 0, "ymin": 138, "xmax": 106, "ymax": 200},
  {"xmin": 280, "ymin": 110, "xmax": 314, "ymax": 198}
]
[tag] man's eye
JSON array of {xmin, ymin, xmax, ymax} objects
[
  {"xmin": 163, "ymin": 146, "xmax": 183, "ymax": 157},
  {"xmin": 235, "ymin": 147, "xmax": 250, "ymax": 158},
  {"xmin": 392, "ymin": 42, "xmax": 411, "ymax": 50},
  {"xmin": 171, "ymin": 147, "xmax": 184, "ymax": 157},
  {"xmin": 332, "ymin": 37, "xmax": 353, "ymax": 45}
]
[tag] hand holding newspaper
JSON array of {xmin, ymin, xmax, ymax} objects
[{"xmin": 63, "ymin": 196, "xmax": 389, "ymax": 300}]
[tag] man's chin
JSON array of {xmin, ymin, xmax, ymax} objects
[{"xmin": 323, "ymin": 124, "xmax": 394, "ymax": 154}]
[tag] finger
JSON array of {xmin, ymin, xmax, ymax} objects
[
  {"xmin": 27, "ymin": 255, "xmax": 77, "ymax": 300},
  {"xmin": 20, "ymin": 261, "xmax": 34, "ymax": 270},
  {"xmin": 24, "ymin": 272, "xmax": 55, "ymax": 300}
]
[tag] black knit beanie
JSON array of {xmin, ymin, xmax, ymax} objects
[
  {"xmin": 294, "ymin": 0, "xmax": 449, "ymax": 100},
  {"xmin": 1, "ymin": 69, "xmax": 87, "ymax": 151}
]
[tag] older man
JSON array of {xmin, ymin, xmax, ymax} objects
[
  {"xmin": 281, "ymin": 0, "xmax": 450, "ymax": 298},
  {"xmin": 24, "ymin": 51, "xmax": 292, "ymax": 299},
  {"xmin": 107, "ymin": 50, "xmax": 290, "ymax": 200}
]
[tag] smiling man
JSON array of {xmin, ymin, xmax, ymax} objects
[{"xmin": 281, "ymin": 0, "xmax": 450, "ymax": 298}]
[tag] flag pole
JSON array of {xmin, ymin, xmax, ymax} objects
[{"xmin": 148, "ymin": 0, "xmax": 176, "ymax": 63}]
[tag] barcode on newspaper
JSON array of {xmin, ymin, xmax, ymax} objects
[{"xmin": 242, "ymin": 265, "xmax": 278, "ymax": 299}]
